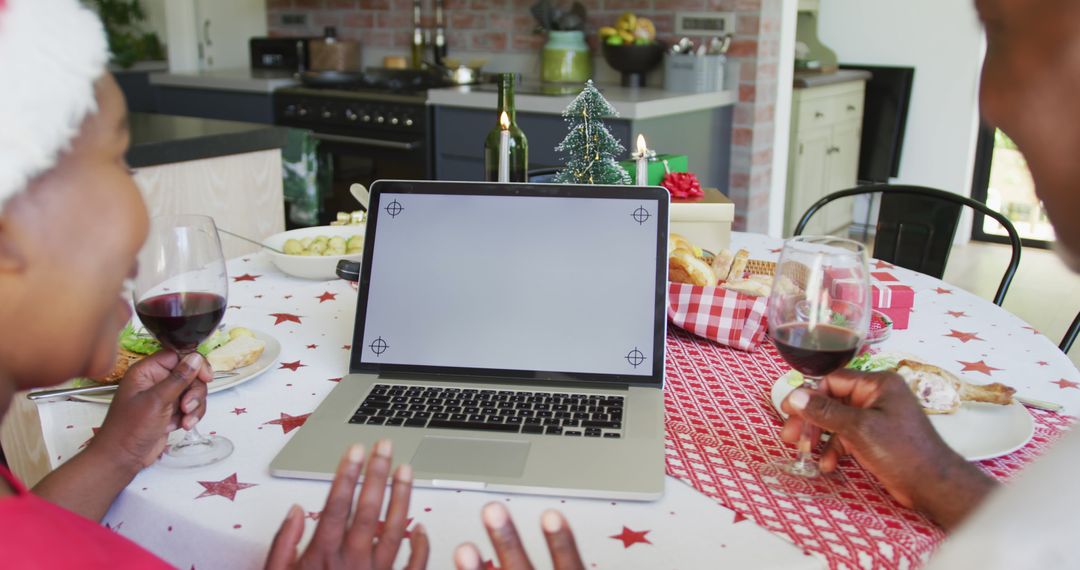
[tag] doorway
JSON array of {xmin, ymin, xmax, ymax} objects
[{"xmin": 970, "ymin": 123, "xmax": 1054, "ymax": 248}]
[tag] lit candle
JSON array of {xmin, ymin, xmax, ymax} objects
[
  {"xmin": 498, "ymin": 111, "xmax": 511, "ymax": 183},
  {"xmin": 634, "ymin": 134, "xmax": 651, "ymax": 186}
]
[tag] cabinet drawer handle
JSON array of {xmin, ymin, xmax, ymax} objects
[
  {"xmin": 846, "ymin": 104, "xmax": 856, "ymax": 112},
  {"xmin": 826, "ymin": 146, "xmax": 840, "ymax": 155},
  {"xmin": 814, "ymin": 111, "xmax": 825, "ymax": 119}
]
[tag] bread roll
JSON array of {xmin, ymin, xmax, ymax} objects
[
  {"xmin": 207, "ymin": 336, "xmax": 267, "ymax": 372},
  {"xmin": 711, "ymin": 249, "xmax": 735, "ymax": 281},
  {"xmin": 94, "ymin": 348, "xmax": 145, "ymax": 384},
  {"xmin": 670, "ymin": 233, "xmax": 694, "ymax": 254},
  {"xmin": 722, "ymin": 279, "xmax": 772, "ymax": 297},
  {"xmin": 726, "ymin": 249, "xmax": 750, "ymax": 281},
  {"xmin": 669, "ymin": 249, "xmax": 718, "ymax": 287}
]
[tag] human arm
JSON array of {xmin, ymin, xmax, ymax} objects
[
  {"xmin": 265, "ymin": 440, "xmax": 429, "ymax": 570},
  {"xmin": 780, "ymin": 369, "xmax": 998, "ymax": 530},
  {"xmin": 32, "ymin": 351, "xmax": 209, "ymax": 520},
  {"xmin": 454, "ymin": 502, "xmax": 585, "ymax": 570}
]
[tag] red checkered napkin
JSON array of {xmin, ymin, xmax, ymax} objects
[{"xmin": 667, "ymin": 283, "xmax": 769, "ymax": 351}]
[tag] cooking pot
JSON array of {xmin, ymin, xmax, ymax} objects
[{"xmin": 427, "ymin": 59, "xmax": 486, "ymax": 85}]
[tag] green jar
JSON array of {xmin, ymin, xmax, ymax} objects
[{"xmin": 541, "ymin": 30, "xmax": 592, "ymax": 84}]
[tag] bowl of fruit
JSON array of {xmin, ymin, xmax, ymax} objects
[
  {"xmin": 599, "ymin": 12, "xmax": 664, "ymax": 87},
  {"xmin": 262, "ymin": 225, "xmax": 365, "ymax": 280}
]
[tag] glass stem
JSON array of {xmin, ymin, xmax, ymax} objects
[
  {"xmin": 174, "ymin": 349, "xmax": 210, "ymax": 447},
  {"xmin": 794, "ymin": 377, "xmax": 820, "ymax": 473}
]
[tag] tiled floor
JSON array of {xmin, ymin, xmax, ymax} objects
[{"xmin": 941, "ymin": 240, "xmax": 1080, "ymax": 370}]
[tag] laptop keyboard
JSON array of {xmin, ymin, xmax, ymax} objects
[{"xmin": 348, "ymin": 384, "xmax": 625, "ymax": 438}]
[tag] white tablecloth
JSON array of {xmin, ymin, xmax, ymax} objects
[{"xmin": 9, "ymin": 232, "xmax": 1079, "ymax": 569}]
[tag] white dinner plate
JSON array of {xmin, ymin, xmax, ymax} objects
[
  {"xmin": 69, "ymin": 329, "xmax": 281, "ymax": 404},
  {"xmin": 770, "ymin": 370, "xmax": 1035, "ymax": 461}
]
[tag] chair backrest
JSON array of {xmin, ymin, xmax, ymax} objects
[
  {"xmin": 793, "ymin": 184, "xmax": 1022, "ymax": 306},
  {"xmin": 1062, "ymin": 311, "xmax": 1080, "ymax": 353}
]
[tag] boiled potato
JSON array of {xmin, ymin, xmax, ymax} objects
[
  {"xmin": 283, "ymin": 239, "xmax": 303, "ymax": 255},
  {"xmin": 284, "ymin": 234, "xmax": 363, "ymax": 256},
  {"xmin": 229, "ymin": 327, "xmax": 254, "ymax": 339}
]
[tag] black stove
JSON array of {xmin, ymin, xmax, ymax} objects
[{"xmin": 273, "ymin": 69, "xmax": 464, "ymax": 226}]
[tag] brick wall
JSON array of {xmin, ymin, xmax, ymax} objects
[{"xmin": 268, "ymin": 0, "xmax": 782, "ymax": 231}]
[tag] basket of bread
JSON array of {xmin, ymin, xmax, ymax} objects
[{"xmin": 667, "ymin": 234, "xmax": 775, "ymax": 351}]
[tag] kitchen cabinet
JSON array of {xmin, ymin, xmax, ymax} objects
[
  {"xmin": 165, "ymin": 0, "xmax": 266, "ymax": 72},
  {"xmin": 432, "ymin": 104, "xmax": 733, "ymax": 190},
  {"xmin": 784, "ymin": 78, "xmax": 866, "ymax": 236},
  {"xmin": 125, "ymin": 112, "xmax": 289, "ymax": 257}
]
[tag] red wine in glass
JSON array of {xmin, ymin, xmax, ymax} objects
[
  {"xmin": 133, "ymin": 214, "xmax": 232, "ymax": 468},
  {"xmin": 135, "ymin": 292, "xmax": 226, "ymax": 353},
  {"xmin": 772, "ymin": 323, "xmax": 861, "ymax": 378},
  {"xmin": 760, "ymin": 235, "xmax": 870, "ymax": 498}
]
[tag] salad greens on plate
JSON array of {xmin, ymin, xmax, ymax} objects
[
  {"xmin": 781, "ymin": 352, "xmax": 900, "ymax": 387},
  {"xmin": 118, "ymin": 324, "xmax": 228, "ymax": 357}
]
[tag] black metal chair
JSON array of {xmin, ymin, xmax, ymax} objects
[
  {"xmin": 793, "ymin": 184, "xmax": 1022, "ymax": 306},
  {"xmin": 1062, "ymin": 311, "xmax": 1080, "ymax": 353}
]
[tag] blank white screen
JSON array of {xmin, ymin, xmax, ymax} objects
[{"xmin": 359, "ymin": 192, "xmax": 660, "ymax": 377}]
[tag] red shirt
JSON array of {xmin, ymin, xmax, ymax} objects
[{"xmin": 0, "ymin": 465, "xmax": 170, "ymax": 569}]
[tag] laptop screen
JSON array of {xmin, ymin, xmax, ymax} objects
[{"xmin": 350, "ymin": 181, "xmax": 668, "ymax": 385}]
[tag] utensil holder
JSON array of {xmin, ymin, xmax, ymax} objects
[{"xmin": 663, "ymin": 54, "xmax": 726, "ymax": 93}]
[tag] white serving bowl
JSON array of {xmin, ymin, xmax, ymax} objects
[{"xmin": 262, "ymin": 225, "xmax": 366, "ymax": 280}]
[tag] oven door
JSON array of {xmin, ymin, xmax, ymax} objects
[{"xmin": 311, "ymin": 130, "xmax": 429, "ymax": 226}]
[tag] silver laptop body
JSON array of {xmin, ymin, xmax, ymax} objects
[{"xmin": 270, "ymin": 180, "xmax": 669, "ymax": 500}]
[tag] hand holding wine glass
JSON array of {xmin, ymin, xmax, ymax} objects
[
  {"xmin": 132, "ymin": 214, "xmax": 232, "ymax": 468},
  {"xmin": 761, "ymin": 235, "xmax": 871, "ymax": 497}
]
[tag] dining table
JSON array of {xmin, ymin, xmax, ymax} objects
[{"xmin": 3, "ymin": 231, "xmax": 1077, "ymax": 570}]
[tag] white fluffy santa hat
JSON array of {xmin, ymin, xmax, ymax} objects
[{"xmin": 0, "ymin": 0, "xmax": 110, "ymax": 207}]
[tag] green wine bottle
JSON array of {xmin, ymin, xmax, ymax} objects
[{"xmin": 484, "ymin": 74, "xmax": 528, "ymax": 182}]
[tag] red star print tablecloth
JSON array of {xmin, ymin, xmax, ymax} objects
[
  {"xmin": 17, "ymin": 233, "xmax": 1079, "ymax": 570},
  {"xmin": 23, "ymin": 248, "xmax": 820, "ymax": 570},
  {"xmin": 661, "ymin": 233, "xmax": 1078, "ymax": 570}
]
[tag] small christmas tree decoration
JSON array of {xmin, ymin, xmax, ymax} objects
[{"xmin": 554, "ymin": 80, "xmax": 632, "ymax": 185}]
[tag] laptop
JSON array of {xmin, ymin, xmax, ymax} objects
[{"xmin": 270, "ymin": 180, "xmax": 669, "ymax": 500}]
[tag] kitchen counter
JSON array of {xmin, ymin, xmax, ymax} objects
[
  {"xmin": 793, "ymin": 69, "xmax": 872, "ymax": 89},
  {"xmin": 149, "ymin": 68, "xmax": 299, "ymax": 94},
  {"xmin": 427, "ymin": 84, "xmax": 738, "ymax": 120},
  {"xmin": 126, "ymin": 112, "xmax": 289, "ymax": 168}
]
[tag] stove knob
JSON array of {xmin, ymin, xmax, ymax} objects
[
  {"xmin": 390, "ymin": 116, "xmax": 400, "ymax": 125},
  {"xmin": 362, "ymin": 114, "xmax": 372, "ymax": 122},
  {"xmin": 297, "ymin": 105, "xmax": 309, "ymax": 117},
  {"xmin": 376, "ymin": 115, "xmax": 385, "ymax": 124},
  {"xmin": 345, "ymin": 108, "xmax": 358, "ymax": 121},
  {"xmin": 404, "ymin": 117, "xmax": 414, "ymax": 127},
  {"xmin": 284, "ymin": 104, "xmax": 297, "ymax": 117},
  {"xmin": 321, "ymin": 107, "xmax": 333, "ymax": 119}
]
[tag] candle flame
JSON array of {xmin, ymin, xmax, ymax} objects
[
  {"xmin": 499, "ymin": 111, "xmax": 510, "ymax": 130},
  {"xmin": 636, "ymin": 134, "xmax": 648, "ymax": 154}
]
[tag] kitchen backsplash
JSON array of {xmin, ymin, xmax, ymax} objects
[
  {"xmin": 267, "ymin": 0, "xmax": 782, "ymax": 233},
  {"xmin": 267, "ymin": 0, "xmax": 757, "ymax": 57}
]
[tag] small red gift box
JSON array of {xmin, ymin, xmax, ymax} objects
[
  {"xmin": 668, "ymin": 283, "xmax": 769, "ymax": 351},
  {"xmin": 824, "ymin": 268, "xmax": 915, "ymax": 330}
]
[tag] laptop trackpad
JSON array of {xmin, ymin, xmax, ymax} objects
[{"xmin": 410, "ymin": 436, "xmax": 530, "ymax": 478}]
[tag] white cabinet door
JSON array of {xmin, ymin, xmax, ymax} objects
[
  {"xmin": 195, "ymin": 0, "xmax": 267, "ymax": 70},
  {"xmin": 823, "ymin": 121, "xmax": 861, "ymax": 233},
  {"xmin": 790, "ymin": 127, "xmax": 832, "ymax": 236}
]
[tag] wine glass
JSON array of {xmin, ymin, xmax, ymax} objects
[
  {"xmin": 760, "ymin": 235, "xmax": 871, "ymax": 498},
  {"xmin": 132, "ymin": 214, "xmax": 232, "ymax": 468}
]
